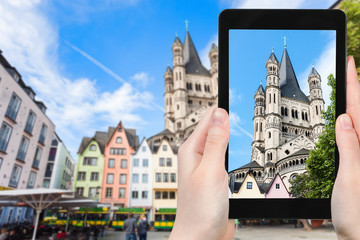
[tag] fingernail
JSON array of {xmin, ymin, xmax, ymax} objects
[
  {"xmin": 212, "ymin": 109, "xmax": 226, "ymax": 126},
  {"xmin": 340, "ymin": 114, "xmax": 353, "ymax": 130}
]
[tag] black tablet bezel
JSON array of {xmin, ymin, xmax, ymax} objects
[{"xmin": 219, "ymin": 9, "xmax": 346, "ymax": 219}]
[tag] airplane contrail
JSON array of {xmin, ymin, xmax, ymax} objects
[{"xmin": 65, "ymin": 41, "xmax": 165, "ymax": 112}]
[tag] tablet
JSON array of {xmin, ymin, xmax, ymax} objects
[{"xmin": 219, "ymin": 9, "xmax": 346, "ymax": 219}]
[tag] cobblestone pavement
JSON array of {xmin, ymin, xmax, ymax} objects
[{"xmin": 102, "ymin": 225, "xmax": 337, "ymax": 240}]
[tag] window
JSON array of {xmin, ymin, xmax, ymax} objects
[
  {"xmin": 76, "ymin": 187, "xmax": 84, "ymax": 196},
  {"xmin": 132, "ymin": 174, "xmax": 139, "ymax": 183},
  {"xmin": 9, "ymin": 165, "xmax": 22, "ymax": 187},
  {"xmin": 163, "ymin": 145, "xmax": 167, "ymax": 151},
  {"xmin": 90, "ymin": 172, "xmax": 99, "ymax": 181},
  {"xmin": 155, "ymin": 191, "xmax": 161, "ymax": 199},
  {"xmin": 142, "ymin": 191, "xmax": 148, "ymax": 199},
  {"xmin": 16, "ymin": 136, "xmax": 29, "ymax": 161},
  {"xmin": 159, "ymin": 158, "xmax": 165, "ymax": 166},
  {"xmin": 269, "ymin": 94, "xmax": 271, "ymax": 103},
  {"xmin": 268, "ymin": 132, "xmax": 271, "ymax": 139},
  {"xmin": 120, "ymin": 174, "xmax": 126, "ymax": 184},
  {"xmin": 48, "ymin": 147, "xmax": 57, "ymax": 161},
  {"xmin": 116, "ymin": 137, "xmax": 122, "ymax": 143},
  {"xmin": 156, "ymin": 173, "xmax": 161, "ymax": 182},
  {"xmin": 142, "ymin": 146, "xmax": 146, "ymax": 152},
  {"xmin": 260, "ymin": 123, "xmax": 262, "ymax": 131},
  {"xmin": 108, "ymin": 159, "xmax": 115, "ymax": 168},
  {"xmin": 169, "ymin": 191, "xmax": 176, "ymax": 199},
  {"xmin": 78, "ymin": 172, "xmax": 86, "ymax": 181},
  {"xmin": 274, "ymin": 93, "xmax": 276, "ymax": 103},
  {"xmin": 110, "ymin": 148, "xmax": 126, "ymax": 155},
  {"xmin": 132, "ymin": 191, "xmax": 138, "ymax": 199},
  {"xmin": 107, "ymin": 174, "xmax": 114, "ymax": 184},
  {"xmin": 105, "ymin": 188, "xmax": 112, "ymax": 198},
  {"xmin": 0, "ymin": 122, "xmax": 12, "ymax": 152},
  {"xmin": 25, "ymin": 110, "xmax": 36, "ymax": 134},
  {"xmin": 43, "ymin": 179, "xmax": 50, "ymax": 188},
  {"xmin": 27, "ymin": 171, "xmax": 36, "ymax": 189},
  {"xmin": 316, "ymin": 105, "xmax": 319, "ymax": 115},
  {"xmin": 89, "ymin": 144, "xmax": 97, "ymax": 151},
  {"xmin": 170, "ymin": 173, "xmax": 176, "ymax": 183},
  {"xmin": 275, "ymin": 183, "xmax": 280, "ymax": 189},
  {"xmin": 0, "ymin": 157, "xmax": 2, "ymax": 169},
  {"xmin": 143, "ymin": 159, "xmax": 149, "ymax": 167},
  {"xmin": 133, "ymin": 158, "xmax": 139, "ymax": 167},
  {"xmin": 89, "ymin": 187, "xmax": 97, "ymax": 198},
  {"xmin": 142, "ymin": 174, "xmax": 148, "ymax": 183},
  {"xmin": 121, "ymin": 159, "xmax": 127, "ymax": 168},
  {"xmin": 166, "ymin": 158, "xmax": 172, "ymax": 167},
  {"xmin": 246, "ymin": 182, "xmax": 253, "ymax": 189},
  {"xmin": 83, "ymin": 157, "xmax": 97, "ymax": 166},
  {"xmin": 162, "ymin": 191, "xmax": 168, "ymax": 199},
  {"xmin": 119, "ymin": 188, "xmax": 126, "ymax": 198},
  {"xmin": 5, "ymin": 93, "xmax": 21, "ymax": 121},
  {"xmin": 38, "ymin": 124, "xmax": 47, "ymax": 144},
  {"xmin": 163, "ymin": 173, "xmax": 169, "ymax": 182},
  {"xmin": 32, "ymin": 147, "xmax": 42, "ymax": 168}
]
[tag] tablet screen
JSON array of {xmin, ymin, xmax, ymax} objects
[{"xmin": 228, "ymin": 29, "xmax": 336, "ymax": 199}]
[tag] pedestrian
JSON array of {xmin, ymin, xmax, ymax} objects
[
  {"xmin": 234, "ymin": 219, "xmax": 239, "ymax": 231},
  {"xmin": 137, "ymin": 214, "xmax": 150, "ymax": 240},
  {"xmin": 123, "ymin": 213, "xmax": 137, "ymax": 240},
  {"xmin": 0, "ymin": 227, "xmax": 8, "ymax": 240}
]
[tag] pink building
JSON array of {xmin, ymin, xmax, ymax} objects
[
  {"xmin": 265, "ymin": 173, "xmax": 290, "ymax": 198},
  {"xmin": 100, "ymin": 122, "xmax": 138, "ymax": 207}
]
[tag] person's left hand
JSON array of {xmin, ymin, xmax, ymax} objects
[{"xmin": 169, "ymin": 107, "xmax": 235, "ymax": 240}]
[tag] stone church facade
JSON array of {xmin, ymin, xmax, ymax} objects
[
  {"xmin": 148, "ymin": 30, "xmax": 218, "ymax": 147},
  {"xmin": 230, "ymin": 46, "xmax": 326, "ymax": 193}
]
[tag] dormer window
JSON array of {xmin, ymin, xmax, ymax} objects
[{"xmin": 89, "ymin": 144, "xmax": 97, "ymax": 151}]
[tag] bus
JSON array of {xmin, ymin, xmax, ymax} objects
[
  {"xmin": 43, "ymin": 208, "xmax": 110, "ymax": 227},
  {"xmin": 153, "ymin": 208, "xmax": 176, "ymax": 230},
  {"xmin": 112, "ymin": 208, "xmax": 147, "ymax": 230}
]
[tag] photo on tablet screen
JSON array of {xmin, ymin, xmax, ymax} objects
[{"xmin": 228, "ymin": 29, "xmax": 336, "ymax": 199}]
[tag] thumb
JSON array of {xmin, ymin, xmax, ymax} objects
[
  {"xmin": 335, "ymin": 114, "xmax": 360, "ymax": 174},
  {"xmin": 201, "ymin": 108, "xmax": 230, "ymax": 169}
]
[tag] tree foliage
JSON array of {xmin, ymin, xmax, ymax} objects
[
  {"xmin": 341, "ymin": 0, "xmax": 360, "ymax": 75},
  {"xmin": 290, "ymin": 74, "xmax": 336, "ymax": 198}
]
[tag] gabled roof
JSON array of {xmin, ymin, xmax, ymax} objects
[
  {"xmin": 268, "ymin": 52, "xmax": 279, "ymax": 63},
  {"xmin": 183, "ymin": 31, "xmax": 211, "ymax": 76},
  {"xmin": 279, "ymin": 48, "xmax": 309, "ymax": 103},
  {"xmin": 124, "ymin": 128, "xmax": 139, "ymax": 150},
  {"xmin": 308, "ymin": 67, "xmax": 320, "ymax": 78},
  {"xmin": 280, "ymin": 148, "xmax": 310, "ymax": 161},
  {"xmin": 230, "ymin": 161, "xmax": 262, "ymax": 173},
  {"xmin": 255, "ymin": 84, "xmax": 265, "ymax": 95},
  {"xmin": 173, "ymin": 36, "xmax": 182, "ymax": 45},
  {"xmin": 264, "ymin": 173, "xmax": 290, "ymax": 195}
]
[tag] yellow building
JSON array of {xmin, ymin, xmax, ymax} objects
[
  {"xmin": 150, "ymin": 138, "xmax": 178, "ymax": 220},
  {"xmin": 231, "ymin": 172, "xmax": 265, "ymax": 199}
]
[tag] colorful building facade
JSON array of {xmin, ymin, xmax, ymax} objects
[{"xmin": 100, "ymin": 122, "xmax": 138, "ymax": 207}]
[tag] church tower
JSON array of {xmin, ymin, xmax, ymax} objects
[
  {"xmin": 252, "ymin": 83, "xmax": 265, "ymax": 166},
  {"xmin": 308, "ymin": 66, "xmax": 325, "ymax": 142},
  {"xmin": 164, "ymin": 66, "xmax": 174, "ymax": 130},
  {"xmin": 209, "ymin": 43, "xmax": 218, "ymax": 97},
  {"xmin": 264, "ymin": 49, "xmax": 281, "ymax": 164},
  {"xmin": 172, "ymin": 34, "xmax": 187, "ymax": 141}
]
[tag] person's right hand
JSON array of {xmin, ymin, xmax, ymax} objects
[{"xmin": 331, "ymin": 56, "xmax": 360, "ymax": 240}]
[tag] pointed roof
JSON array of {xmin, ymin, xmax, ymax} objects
[
  {"xmin": 173, "ymin": 36, "xmax": 182, "ymax": 45},
  {"xmin": 183, "ymin": 31, "xmax": 211, "ymax": 76},
  {"xmin": 210, "ymin": 43, "xmax": 218, "ymax": 52},
  {"xmin": 279, "ymin": 48, "xmax": 309, "ymax": 103},
  {"xmin": 165, "ymin": 66, "xmax": 172, "ymax": 74},
  {"xmin": 268, "ymin": 52, "xmax": 279, "ymax": 63},
  {"xmin": 308, "ymin": 67, "xmax": 320, "ymax": 78},
  {"xmin": 255, "ymin": 84, "xmax": 265, "ymax": 95}
]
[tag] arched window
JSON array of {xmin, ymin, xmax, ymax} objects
[
  {"xmin": 269, "ymin": 94, "xmax": 271, "ymax": 103},
  {"xmin": 256, "ymin": 123, "xmax": 258, "ymax": 132},
  {"xmin": 260, "ymin": 123, "xmax": 263, "ymax": 131},
  {"xmin": 305, "ymin": 112, "xmax": 308, "ymax": 121},
  {"xmin": 274, "ymin": 93, "xmax": 276, "ymax": 103},
  {"xmin": 268, "ymin": 132, "xmax": 271, "ymax": 138},
  {"xmin": 302, "ymin": 112, "xmax": 304, "ymax": 120},
  {"xmin": 316, "ymin": 105, "xmax": 319, "ymax": 115},
  {"xmin": 291, "ymin": 109, "xmax": 294, "ymax": 118},
  {"xmin": 89, "ymin": 144, "xmax": 96, "ymax": 151},
  {"xmin": 260, "ymin": 108, "xmax": 263, "ymax": 114},
  {"xmin": 295, "ymin": 110, "xmax": 298, "ymax": 119},
  {"xmin": 256, "ymin": 108, "xmax": 258, "ymax": 115},
  {"xmin": 285, "ymin": 108, "xmax": 288, "ymax": 116},
  {"xmin": 281, "ymin": 107, "xmax": 284, "ymax": 116},
  {"xmin": 295, "ymin": 129, "xmax": 298, "ymax": 135}
]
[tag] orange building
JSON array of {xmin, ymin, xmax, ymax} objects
[{"xmin": 100, "ymin": 122, "xmax": 139, "ymax": 207}]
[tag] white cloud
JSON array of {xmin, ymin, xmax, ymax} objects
[
  {"xmin": 233, "ymin": 0, "xmax": 305, "ymax": 8},
  {"xmin": 200, "ymin": 34, "xmax": 218, "ymax": 69},
  {"xmin": 0, "ymin": 0, "xmax": 156, "ymax": 156},
  {"xmin": 229, "ymin": 88, "xmax": 243, "ymax": 107},
  {"xmin": 229, "ymin": 111, "xmax": 252, "ymax": 139},
  {"xmin": 299, "ymin": 39, "xmax": 336, "ymax": 108},
  {"xmin": 130, "ymin": 72, "xmax": 153, "ymax": 89}
]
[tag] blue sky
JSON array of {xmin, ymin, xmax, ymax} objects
[
  {"xmin": 0, "ymin": 0, "xmax": 337, "ymax": 159},
  {"xmin": 229, "ymin": 30, "xmax": 336, "ymax": 171}
]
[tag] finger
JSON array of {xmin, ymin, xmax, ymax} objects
[
  {"xmin": 310, "ymin": 220, "xmax": 324, "ymax": 228},
  {"xmin": 201, "ymin": 108, "xmax": 230, "ymax": 171},
  {"xmin": 335, "ymin": 114, "xmax": 360, "ymax": 174},
  {"xmin": 346, "ymin": 56, "xmax": 360, "ymax": 139},
  {"xmin": 178, "ymin": 107, "xmax": 215, "ymax": 176}
]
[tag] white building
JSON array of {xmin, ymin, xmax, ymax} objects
[{"xmin": 43, "ymin": 133, "xmax": 75, "ymax": 189}]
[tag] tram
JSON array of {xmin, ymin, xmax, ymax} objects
[
  {"xmin": 112, "ymin": 208, "xmax": 147, "ymax": 230},
  {"xmin": 153, "ymin": 208, "xmax": 176, "ymax": 230},
  {"xmin": 43, "ymin": 207, "xmax": 110, "ymax": 227}
]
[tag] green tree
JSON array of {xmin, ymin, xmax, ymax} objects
[
  {"xmin": 341, "ymin": 0, "xmax": 360, "ymax": 75},
  {"xmin": 290, "ymin": 74, "xmax": 336, "ymax": 198}
]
